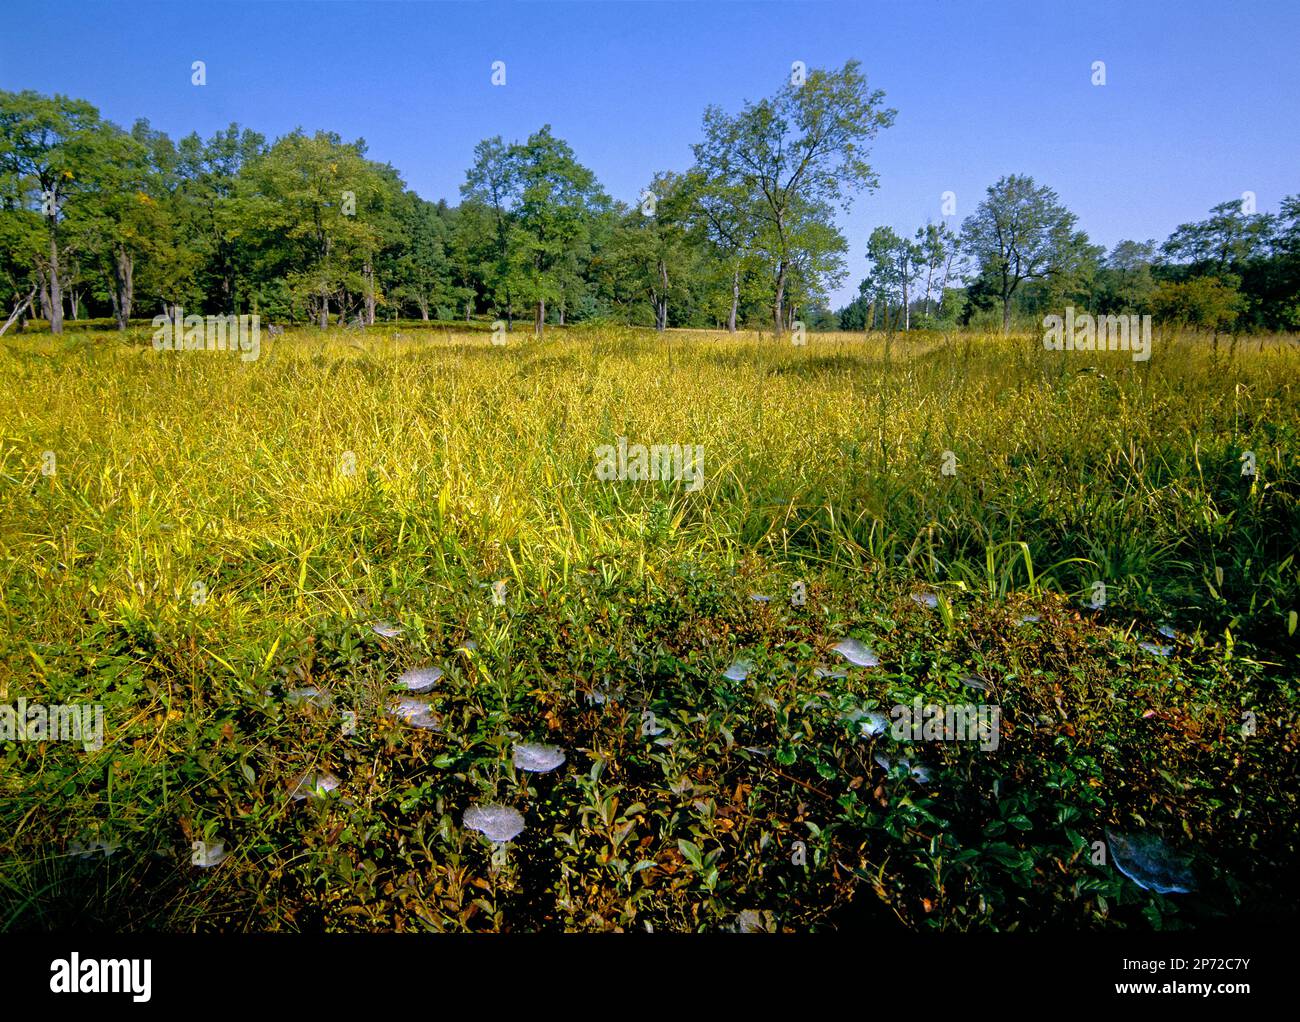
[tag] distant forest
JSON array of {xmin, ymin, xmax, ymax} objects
[{"xmin": 3, "ymin": 64, "xmax": 1298, "ymax": 336}]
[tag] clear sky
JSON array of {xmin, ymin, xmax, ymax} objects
[{"xmin": 3, "ymin": 0, "xmax": 1298, "ymax": 308}]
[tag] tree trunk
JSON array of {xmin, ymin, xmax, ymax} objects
[
  {"xmin": 112, "ymin": 245, "xmax": 134, "ymax": 330},
  {"xmin": 418, "ymin": 299, "xmax": 429, "ymax": 321},
  {"xmin": 903, "ymin": 276, "xmax": 911, "ymax": 332},
  {"xmin": 656, "ymin": 259, "xmax": 670, "ymax": 332},
  {"xmin": 558, "ymin": 300, "xmax": 566, "ymax": 327},
  {"xmin": 728, "ymin": 266, "xmax": 740, "ymax": 332},
  {"xmin": 937, "ymin": 255, "xmax": 954, "ymax": 319},
  {"xmin": 38, "ymin": 269, "xmax": 51, "ymax": 322},
  {"xmin": 318, "ymin": 293, "xmax": 329, "ymax": 330},
  {"xmin": 535, "ymin": 299, "xmax": 544, "ymax": 336},
  {"xmin": 773, "ymin": 260, "xmax": 787, "ymax": 338},
  {"xmin": 1001, "ymin": 292, "xmax": 1012, "ymax": 335},
  {"xmin": 0, "ymin": 288, "xmax": 36, "ymax": 337},
  {"xmin": 48, "ymin": 227, "xmax": 63, "ymax": 335},
  {"xmin": 363, "ymin": 262, "xmax": 376, "ymax": 325}
]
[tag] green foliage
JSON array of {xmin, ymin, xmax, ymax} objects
[
  {"xmin": 1151, "ymin": 276, "xmax": 1245, "ymax": 333},
  {"xmin": 1, "ymin": 326, "xmax": 1296, "ymax": 932},
  {"xmin": 5, "ymin": 87, "xmax": 1298, "ymax": 340},
  {"xmin": 960, "ymin": 174, "xmax": 1092, "ymax": 334},
  {"xmin": 692, "ymin": 61, "xmax": 895, "ymax": 335}
]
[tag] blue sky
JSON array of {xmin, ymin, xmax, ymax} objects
[{"xmin": 3, "ymin": 0, "xmax": 1298, "ymax": 308}]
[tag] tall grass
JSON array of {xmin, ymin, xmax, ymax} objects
[
  {"xmin": 1, "ymin": 325, "xmax": 1296, "ymax": 931},
  {"xmin": 2, "ymin": 326, "xmax": 1294, "ymax": 640}
]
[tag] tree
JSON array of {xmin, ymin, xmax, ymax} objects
[
  {"xmin": 0, "ymin": 165, "xmax": 43, "ymax": 331},
  {"xmin": 463, "ymin": 127, "xmax": 608, "ymax": 337},
  {"xmin": 66, "ymin": 119, "xmax": 187, "ymax": 329},
  {"xmin": 837, "ymin": 276, "xmax": 875, "ymax": 330},
  {"xmin": 692, "ymin": 61, "xmax": 894, "ymax": 338},
  {"xmin": 391, "ymin": 193, "xmax": 452, "ymax": 320},
  {"xmin": 960, "ymin": 175, "xmax": 1089, "ymax": 334},
  {"xmin": 243, "ymin": 130, "xmax": 392, "ymax": 328},
  {"xmin": 610, "ymin": 172, "xmax": 695, "ymax": 331},
  {"xmin": 761, "ymin": 195, "xmax": 849, "ymax": 330},
  {"xmin": 0, "ymin": 91, "xmax": 115, "ymax": 333},
  {"xmin": 356, "ymin": 162, "xmax": 407, "ymax": 324},
  {"xmin": 1161, "ymin": 200, "xmax": 1281, "ymax": 331},
  {"xmin": 1150, "ymin": 276, "xmax": 1243, "ymax": 338},
  {"xmin": 1096, "ymin": 239, "xmax": 1158, "ymax": 313},
  {"xmin": 448, "ymin": 200, "xmax": 495, "ymax": 321},
  {"xmin": 507, "ymin": 127, "xmax": 607, "ymax": 336},
  {"xmin": 460, "ymin": 137, "xmax": 518, "ymax": 325},
  {"xmin": 1163, "ymin": 200, "xmax": 1274, "ymax": 274},
  {"xmin": 681, "ymin": 169, "xmax": 760, "ymax": 332},
  {"xmin": 1268, "ymin": 194, "xmax": 1300, "ymax": 329},
  {"xmin": 1019, "ymin": 235, "xmax": 1105, "ymax": 317},
  {"xmin": 865, "ymin": 226, "xmax": 918, "ymax": 332},
  {"xmin": 915, "ymin": 221, "xmax": 958, "ymax": 319},
  {"xmin": 176, "ymin": 124, "xmax": 266, "ymax": 314}
]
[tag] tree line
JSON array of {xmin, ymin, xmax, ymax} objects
[
  {"xmin": 848, "ymin": 180, "xmax": 1300, "ymax": 335},
  {"xmin": 2, "ymin": 66, "xmax": 1297, "ymax": 338}
]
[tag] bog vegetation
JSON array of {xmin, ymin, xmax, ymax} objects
[{"xmin": 0, "ymin": 324, "xmax": 1296, "ymax": 931}]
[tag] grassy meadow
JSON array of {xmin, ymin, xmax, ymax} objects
[{"xmin": 1, "ymin": 323, "xmax": 1297, "ymax": 931}]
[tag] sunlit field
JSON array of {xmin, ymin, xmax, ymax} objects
[{"xmin": 1, "ymin": 324, "xmax": 1297, "ymax": 931}]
